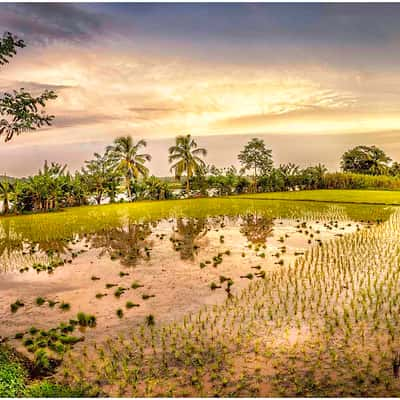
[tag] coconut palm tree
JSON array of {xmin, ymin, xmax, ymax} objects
[
  {"xmin": 168, "ymin": 134, "xmax": 207, "ymax": 193},
  {"xmin": 107, "ymin": 136, "xmax": 151, "ymax": 200},
  {"xmin": 0, "ymin": 176, "xmax": 15, "ymax": 214}
]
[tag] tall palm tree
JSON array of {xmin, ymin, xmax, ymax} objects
[
  {"xmin": 107, "ymin": 136, "xmax": 151, "ymax": 200},
  {"xmin": 168, "ymin": 134, "xmax": 207, "ymax": 193},
  {"xmin": 0, "ymin": 175, "xmax": 15, "ymax": 214}
]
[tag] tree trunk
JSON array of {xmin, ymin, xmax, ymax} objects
[
  {"xmin": 3, "ymin": 196, "xmax": 9, "ymax": 214},
  {"xmin": 186, "ymin": 175, "xmax": 190, "ymax": 193},
  {"xmin": 126, "ymin": 177, "xmax": 132, "ymax": 201}
]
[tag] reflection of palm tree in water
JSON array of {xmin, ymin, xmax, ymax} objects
[
  {"xmin": 172, "ymin": 217, "xmax": 208, "ymax": 260},
  {"xmin": 240, "ymin": 213, "xmax": 274, "ymax": 244},
  {"xmin": 36, "ymin": 238, "xmax": 71, "ymax": 257},
  {"xmin": 89, "ymin": 220, "xmax": 153, "ymax": 267}
]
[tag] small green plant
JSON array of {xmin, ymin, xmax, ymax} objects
[
  {"xmin": 145, "ymin": 314, "xmax": 155, "ymax": 326},
  {"xmin": 35, "ymin": 297, "xmax": 46, "ymax": 306}
]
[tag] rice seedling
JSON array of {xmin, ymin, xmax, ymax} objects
[
  {"xmin": 116, "ymin": 308, "xmax": 124, "ymax": 319},
  {"xmin": 114, "ymin": 287, "xmax": 128, "ymax": 298},
  {"xmin": 146, "ymin": 314, "xmax": 155, "ymax": 326},
  {"xmin": 35, "ymin": 296, "xmax": 46, "ymax": 306},
  {"xmin": 105, "ymin": 283, "xmax": 118, "ymax": 289},
  {"xmin": 131, "ymin": 281, "xmax": 144, "ymax": 289},
  {"xmin": 59, "ymin": 302, "xmax": 71, "ymax": 311},
  {"xmin": 142, "ymin": 294, "xmax": 155, "ymax": 300},
  {"xmin": 126, "ymin": 301, "xmax": 140, "ymax": 309},
  {"xmin": 76, "ymin": 312, "xmax": 96, "ymax": 327},
  {"xmin": 10, "ymin": 300, "xmax": 24, "ymax": 313}
]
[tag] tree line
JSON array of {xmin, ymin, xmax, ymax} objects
[{"xmin": 1, "ymin": 31, "xmax": 400, "ymax": 215}]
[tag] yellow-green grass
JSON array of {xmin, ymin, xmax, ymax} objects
[{"xmin": 237, "ymin": 189, "xmax": 400, "ymax": 205}]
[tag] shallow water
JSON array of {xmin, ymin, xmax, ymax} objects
[{"xmin": 0, "ymin": 198, "xmax": 392, "ymax": 348}]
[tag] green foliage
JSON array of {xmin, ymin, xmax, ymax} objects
[
  {"xmin": 0, "ymin": 32, "xmax": 57, "ymax": 142},
  {"xmin": 238, "ymin": 138, "xmax": 273, "ymax": 184},
  {"xmin": 341, "ymin": 145, "xmax": 391, "ymax": 175},
  {"xmin": 322, "ymin": 172, "xmax": 400, "ymax": 191},
  {"xmin": 23, "ymin": 380, "xmax": 90, "ymax": 398},
  {"xmin": 0, "ymin": 345, "xmax": 26, "ymax": 397},
  {"xmin": 0, "ymin": 345, "xmax": 88, "ymax": 398},
  {"xmin": 81, "ymin": 151, "xmax": 120, "ymax": 205},
  {"xmin": 169, "ymin": 134, "xmax": 207, "ymax": 192},
  {"xmin": 107, "ymin": 136, "xmax": 151, "ymax": 200}
]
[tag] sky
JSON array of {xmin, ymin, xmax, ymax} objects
[{"xmin": 1, "ymin": 3, "xmax": 400, "ymax": 177}]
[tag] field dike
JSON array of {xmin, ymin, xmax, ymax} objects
[{"xmin": 60, "ymin": 208, "xmax": 400, "ymax": 396}]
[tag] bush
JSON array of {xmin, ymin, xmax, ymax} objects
[
  {"xmin": 322, "ymin": 172, "xmax": 400, "ymax": 190},
  {"xmin": 0, "ymin": 346, "xmax": 26, "ymax": 397}
]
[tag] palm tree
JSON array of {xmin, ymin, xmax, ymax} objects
[
  {"xmin": 168, "ymin": 134, "xmax": 207, "ymax": 193},
  {"xmin": 0, "ymin": 175, "xmax": 15, "ymax": 214},
  {"xmin": 107, "ymin": 136, "xmax": 151, "ymax": 200}
]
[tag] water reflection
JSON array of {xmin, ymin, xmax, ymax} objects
[
  {"xmin": 240, "ymin": 213, "xmax": 274, "ymax": 244},
  {"xmin": 171, "ymin": 217, "xmax": 208, "ymax": 260},
  {"xmin": 0, "ymin": 219, "xmax": 24, "ymax": 257},
  {"xmin": 88, "ymin": 220, "xmax": 154, "ymax": 267}
]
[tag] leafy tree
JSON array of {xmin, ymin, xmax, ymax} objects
[
  {"xmin": 341, "ymin": 145, "xmax": 391, "ymax": 175},
  {"xmin": 0, "ymin": 32, "xmax": 57, "ymax": 142},
  {"xmin": 301, "ymin": 164, "xmax": 327, "ymax": 190},
  {"xmin": 82, "ymin": 152, "xmax": 120, "ymax": 205},
  {"xmin": 0, "ymin": 175, "xmax": 15, "ymax": 214},
  {"xmin": 277, "ymin": 163, "xmax": 301, "ymax": 191},
  {"xmin": 389, "ymin": 161, "xmax": 400, "ymax": 177},
  {"xmin": 238, "ymin": 138, "xmax": 273, "ymax": 190},
  {"xmin": 107, "ymin": 136, "xmax": 151, "ymax": 200},
  {"xmin": 168, "ymin": 134, "xmax": 207, "ymax": 193},
  {"xmin": 144, "ymin": 176, "xmax": 172, "ymax": 200},
  {"xmin": 15, "ymin": 161, "xmax": 68, "ymax": 212}
]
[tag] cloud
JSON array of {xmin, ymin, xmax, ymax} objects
[
  {"xmin": 0, "ymin": 4, "xmax": 108, "ymax": 43},
  {"xmin": 51, "ymin": 113, "xmax": 119, "ymax": 129},
  {"xmin": 0, "ymin": 80, "xmax": 75, "ymax": 93}
]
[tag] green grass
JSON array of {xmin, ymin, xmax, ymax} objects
[
  {"xmin": 0, "ymin": 344, "xmax": 90, "ymax": 397},
  {"xmin": 237, "ymin": 189, "xmax": 400, "ymax": 205}
]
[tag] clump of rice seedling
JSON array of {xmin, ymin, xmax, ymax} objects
[
  {"xmin": 116, "ymin": 308, "xmax": 124, "ymax": 318},
  {"xmin": 35, "ymin": 297, "xmax": 46, "ymax": 306},
  {"xmin": 48, "ymin": 300, "xmax": 57, "ymax": 308},
  {"xmin": 210, "ymin": 282, "xmax": 222, "ymax": 290},
  {"xmin": 131, "ymin": 281, "xmax": 144, "ymax": 289},
  {"xmin": 77, "ymin": 312, "xmax": 96, "ymax": 327},
  {"xmin": 145, "ymin": 314, "xmax": 155, "ymax": 326},
  {"xmin": 95, "ymin": 293, "xmax": 107, "ymax": 299},
  {"xmin": 126, "ymin": 301, "xmax": 140, "ymax": 309},
  {"xmin": 91, "ymin": 275, "xmax": 100, "ymax": 281},
  {"xmin": 114, "ymin": 286, "xmax": 128, "ymax": 298},
  {"xmin": 29, "ymin": 326, "xmax": 39, "ymax": 335},
  {"xmin": 10, "ymin": 299, "xmax": 24, "ymax": 313},
  {"xmin": 106, "ymin": 283, "xmax": 117, "ymax": 289},
  {"xmin": 142, "ymin": 294, "xmax": 155, "ymax": 300},
  {"xmin": 59, "ymin": 302, "xmax": 71, "ymax": 311}
]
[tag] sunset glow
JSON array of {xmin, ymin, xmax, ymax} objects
[{"xmin": 1, "ymin": 3, "xmax": 400, "ymax": 175}]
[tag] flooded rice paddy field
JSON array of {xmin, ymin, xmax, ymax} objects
[
  {"xmin": 0, "ymin": 199, "xmax": 398, "ymax": 396},
  {"xmin": 0, "ymin": 199, "xmax": 391, "ymax": 347}
]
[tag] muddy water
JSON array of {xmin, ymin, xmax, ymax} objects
[{"xmin": 0, "ymin": 210, "xmax": 367, "ymax": 350}]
